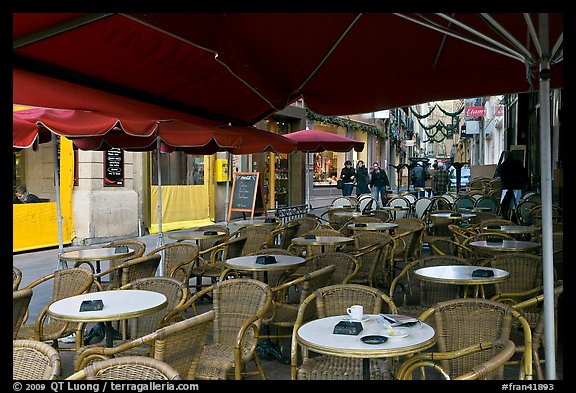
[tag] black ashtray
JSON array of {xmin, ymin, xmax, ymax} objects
[
  {"xmin": 256, "ymin": 255, "xmax": 277, "ymax": 265},
  {"xmin": 486, "ymin": 225, "xmax": 501, "ymax": 230},
  {"xmin": 114, "ymin": 246, "xmax": 129, "ymax": 254},
  {"xmin": 80, "ymin": 299, "xmax": 104, "ymax": 312},
  {"xmin": 472, "ymin": 269, "xmax": 495, "ymax": 278},
  {"xmin": 333, "ymin": 321, "xmax": 363, "ymax": 335},
  {"xmin": 450, "ymin": 213, "xmax": 462, "ymax": 217},
  {"xmin": 343, "ymin": 205, "xmax": 352, "ymax": 208},
  {"xmin": 361, "ymin": 335, "xmax": 388, "ymax": 344},
  {"xmin": 486, "ymin": 238, "xmax": 504, "ymax": 244},
  {"xmin": 264, "ymin": 218, "xmax": 277, "ymax": 223},
  {"xmin": 355, "ymin": 223, "xmax": 368, "ymax": 227},
  {"xmin": 203, "ymin": 231, "xmax": 218, "ymax": 235},
  {"xmin": 304, "ymin": 234, "xmax": 317, "ymax": 240}
]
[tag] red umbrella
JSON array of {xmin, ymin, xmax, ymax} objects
[{"xmin": 284, "ymin": 129, "xmax": 364, "ymax": 152}]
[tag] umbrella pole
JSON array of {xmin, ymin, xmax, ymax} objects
[
  {"xmin": 156, "ymin": 139, "xmax": 164, "ymax": 275},
  {"xmin": 538, "ymin": 24, "xmax": 556, "ymax": 377},
  {"xmin": 52, "ymin": 134, "xmax": 66, "ymax": 270},
  {"xmin": 306, "ymin": 152, "xmax": 311, "ymax": 209}
]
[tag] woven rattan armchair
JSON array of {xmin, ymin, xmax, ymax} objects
[
  {"xmin": 512, "ymin": 281, "xmax": 563, "ymax": 380},
  {"xmin": 298, "ymin": 252, "xmax": 361, "ymax": 285},
  {"xmin": 268, "ymin": 220, "xmax": 301, "ymax": 249},
  {"xmin": 229, "ymin": 226, "xmax": 273, "ymax": 255},
  {"xmin": 349, "ymin": 231, "xmax": 396, "ymax": 288},
  {"xmin": 391, "ymin": 217, "xmax": 426, "ymax": 275},
  {"xmin": 389, "ymin": 255, "xmax": 471, "ymax": 324},
  {"xmin": 16, "ymin": 267, "xmax": 94, "ymax": 350},
  {"xmin": 93, "ymin": 253, "xmax": 161, "ymax": 291},
  {"xmin": 290, "ymin": 284, "xmax": 397, "ymax": 380},
  {"xmin": 396, "ymin": 338, "xmax": 516, "ymax": 380},
  {"xmin": 417, "ymin": 298, "xmax": 533, "ymax": 380},
  {"xmin": 13, "ymin": 339, "xmax": 61, "ymax": 380},
  {"xmin": 13, "ymin": 288, "xmax": 33, "ymax": 339},
  {"xmin": 260, "ymin": 265, "xmax": 336, "ymax": 359},
  {"xmin": 487, "ymin": 253, "xmax": 545, "ymax": 305},
  {"xmin": 13, "ymin": 266, "xmax": 23, "ymax": 290},
  {"xmin": 167, "ymin": 278, "xmax": 273, "ymax": 380},
  {"xmin": 294, "ymin": 216, "xmax": 321, "ymax": 236},
  {"xmin": 247, "ymin": 248, "xmax": 298, "ymax": 287},
  {"xmin": 195, "ymin": 224, "xmax": 230, "ymax": 251},
  {"xmin": 67, "ymin": 356, "xmax": 181, "ymax": 380},
  {"xmin": 147, "ymin": 242, "xmax": 199, "ymax": 288},
  {"xmin": 74, "ymin": 310, "xmax": 215, "ymax": 378},
  {"xmin": 190, "ymin": 236, "xmax": 248, "ymax": 294}
]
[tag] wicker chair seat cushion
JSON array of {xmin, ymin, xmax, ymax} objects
[
  {"xmin": 298, "ymin": 356, "xmax": 392, "ymax": 380},
  {"xmin": 13, "ymin": 340, "xmax": 62, "ymax": 380}
]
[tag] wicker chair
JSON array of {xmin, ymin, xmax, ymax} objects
[
  {"xmin": 74, "ymin": 310, "xmax": 215, "ymax": 378},
  {"xmin": 298, "ymin": 252, "xmax": 361, "ymax": 285},
  {"xmin": 146, "ymin": 242, "xmax": 199, "ymax": 290},
  {"xmin": 16, "ymin": 267, "xmax": 94, "ymax": 350},
  {"xmin": 93, "ymin": 253, "xmax": 161, "ymax": 291},
  {"xmin": 268, "ymin": 220, "xmax": 301, "ymax": 249},
  {"xmin": 417, "ymin": 298, "xmax": 533, "ymax": 380},
  {"xmin": 287, "ymin": 227, "xmax": 344, "ymax": 256},
  {"xmin": 290, "ymin": 284, "xmax": 397, "ymax": 380},
  {"xmin": 229, "ymin": 226, "xmax": 273, "ymax": 255},
  {"xmin": 13, "ymin": 287, "xmax": 33, "ymax": 340},
  {"xmin": 372, "ymin": 208, "xmax": 393, "ymax": 222},
  {"xmin": 389, "ymin": 255, "xmax": 471, "ymax": 324},
  {"xmin": 294, "ymin": 216, "xmax": 321, "ymax": 236},
  {"xmin": 340, "ymin": 215, "xmax": 383, "ymax": 237},
  {"xmin": 391, "ymin": 217, "xmax": 426, "ymax": 275},
  {"xmin": 194, "ymin": 224, "xmax": 230, "ymax": 251},
  {"xmin": 67, "ymin": 356, "xmax": 181, "ymax": 380},
  {"xmin": 487, "ymin": 253, "xmax": 545, "ymax": 305},
  {"xmin": 190, "ymin": 236, "xmax": 248, "ymax": 293},
  {"xmin": 260, "ymin": 265, "xmax": 336, "ymax": 361},
  {"xmin": 349, "ymin": 231, "xmax": 396, "ymax": 289},
  {"xmin": 396, "ymin": 338, "xmax": 516, "ymax": 380},
  {"xmin": 169, "ymin": 278, "xmax": 273, "ymax": 380},
  {"xmin": 13, "ymin": 266, "xmax": 23, "ymax": 290},
  {"xmin": 512, "ymin": 281, "xmax": 563, "ymax": 380},
  {"xmin": 13, "ymin": 339, "xmax": 61, "ymax": 380}
]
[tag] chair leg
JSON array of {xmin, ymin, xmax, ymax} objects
[{"xmin": 252, "ymin": 352, "xmax": 267, "ymax": 380}]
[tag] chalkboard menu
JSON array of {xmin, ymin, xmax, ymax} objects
[
  {"xmin": 103, "ymin": 148, "xmax": 124, "ymax": 187},
  {"xmin": 227, "ymin": 172, "xmax": 267, "ymax": 221}
]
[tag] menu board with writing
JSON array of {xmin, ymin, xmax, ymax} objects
[
  {"xmin": 227, "ymin": 172, "xmax": 267, "ymax": 221},
  {"xmin": 103, "ymin": 148, "xmax": 124, "ymax": 187}
]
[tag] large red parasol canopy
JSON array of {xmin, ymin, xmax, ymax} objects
[{"xmin": 284, "ymin": 129, "xmax": 364, "ymax": 153}]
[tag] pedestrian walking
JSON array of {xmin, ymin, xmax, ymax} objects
[
  {"xmin": 355, "ymin": 160, "xmax": 370, "ymax": 197},
  {"xmin": 369, "ymin": 161, "xmax": 389, "ymax": 208},
  {"xmin": 339, "ymin": 160, "xmax": 356, "ymax": 196},
  {"xmin": 432, "ymin": 162, "xmax": 450, "ymax": 195}
]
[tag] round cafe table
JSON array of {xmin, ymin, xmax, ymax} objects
[
  {"xmin": 347, "ymin": 222, "xmax": 398, "ymax": 234},
  {"xmin": 480, "ymin": 225, "xmax": 540, "ymax": 240},
  {"xmin": 168, "ymin": 229, "xmax": 228, "ymax": 245},
  {"xmin": 61, "ymin": 247, "xmax": 135, "ymax": 277},
  {"xmin": 468, "ymin": 239, "xmax": 541, "ymax": 253},
  {"xmin": 414, "ymin": 265, "xmax": 509, "ymax": 298},
  {"xmin": 291, "ymin": 236, "xmax": 354, "ymax": 256},
  {"xmin": 296, "ymin": 314, "xmax": 436, "ymax": 380}
]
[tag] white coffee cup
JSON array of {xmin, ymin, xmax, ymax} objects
[{"xmin": 346, "ymin": 305, "xmax": 364, "ymax": 321}]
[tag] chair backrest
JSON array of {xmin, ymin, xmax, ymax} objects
[
  {"xmin": 488, "ymin": 253, "xmax": 544, "ymax": 297},
  {"xmin": 388, "ymin": 196, "xmax": 411, "ymax": 218},
  {"xmin": 147, "ymin": 242, "xmax": 199, "ymax": 285},
  {"xmin": 270, "ymin": 220, "xmax": 301, "ymax": 249},
  {"xmin": 305, "ymin": 252, "xmax": 361, "ymax": 285},
  {"xmin": 196, "ymin": 224, "xmax": 230, "ymax": 250},
  {"xmin": 67, "ymin": 356, "xmax": 181, "ymax": 380},
  {"xmin": 13, "ymin": 266, "xmax": 23, "ymax": 291},
  {"xmin": 474, "ymin": 195, "xmax": 499, "ymax": 213},
  {"xmin": 121, "ymin": 276, "xmax": 188, "ymax": 338},
  {"xmin": 210, "ymin": 278, "xmax": 272, "ymax": 348},
  {"xmin": 331, "ymin": 196, "xmax": 354, "ymax": 207},
  {"xmin": 413, "ymin": 197, "xmax": 432, "ymax": 220},
  {"xmin": 392, "ymin": 217, "xmax": 426, "ymax": 261},
  {"xmin": 352, "ymin": 231, "xmax": 395, "ymax": 288},
  {"xmin": 13, "ymin": 288, "xmax": 33, "ymax": 339},
  {"xmin": 151, "ymin": 310, "xmax": 215, "ymax": 379},
  {"xmin": 232, "ymin": 226, "xmax": 273, "ymax": 255},
  {"xmin": 453, "ymin": 195, "xmax": 475, "ymax": 210},
  {"xmin": 102, "ymin": 239, "xmax": 147, "ymax": 284},
  {"xmin": 96, "ymin": 253, "xmax": 161, "ymax": 289},
  {"xmin": 419, "ymin": 298, "xmax": 530, "ymax": 379},
  {"xmin": 294, "ymin": 216, "xmax": 320, "ymax": 237},
  {"xmin": 516, "ymin": 200, "xmax": 539, "ymax": 226},
  {"xmin": 13, "ymin": 339, "xmax": 61, "ymax": 380},
  {"xmin": 358, "ymin": 195, "xmax": 377, "ymax": 213}
]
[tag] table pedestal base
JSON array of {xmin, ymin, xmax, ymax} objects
[
  {"xmin": 256, "ymin": 339, "xmax": 290, "ymax": 364},
  {"xmin": 84, "ymin": 322, "xmax": 122, "ymax": 345}
]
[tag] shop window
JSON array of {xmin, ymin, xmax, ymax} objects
[
  {"xmin": 152, "ymin": 151, "xmax": 204, "ymax": 186},
  {"xmin": 313, "ymin": 152, "xmax": 339, "ymax": 186}
]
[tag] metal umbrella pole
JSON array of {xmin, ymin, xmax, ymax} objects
[
  {"xmin": 306, "ymin": 152, "xmax": 311, "ymax": 209},
  {"xmin": 224, "ymin": 152, "xmax": 231, "ymax": 223},
  {"xmin": 52, "ymin": 134, "xmax": 66, "ymax": 270},
  {"xmin": 156, "ymin": 138, "xmax": 165, "ymax": 275}
]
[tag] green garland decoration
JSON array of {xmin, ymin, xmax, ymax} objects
[
  {"xmin": 306, "ymin": 109, "xmax": 384, "ymax": 137},
  {"xmin": 409, "ymin": 105, "xmax": 436, "ymax": 119},
  {"xmin": 437, "ymin": 104, "xmax": 464, "ymax": 117}
]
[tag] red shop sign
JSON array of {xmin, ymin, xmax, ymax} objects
[{"xmin": 465, "ymin": 106, "xmax": 485, "ymax": 117}]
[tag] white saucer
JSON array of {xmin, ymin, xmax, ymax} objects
[{"xmin": 345, "ymin": 315, "xmax": 370, "ymax": 323}]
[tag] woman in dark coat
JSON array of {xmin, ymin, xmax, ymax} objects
[
  {"xmin": 355, "ymin": 160, "xmax": 370, "ymax": 197},
  {"xmin": 339, "ymin": 160, "xmax": 356, "ymax": 196}
]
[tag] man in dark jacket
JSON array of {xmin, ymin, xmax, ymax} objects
[
  {"xmin": 499, "ymin": 151, "xmax": 528, "ymax": 220},
  {"xmin": 339, "ymin": 160, "xmax": 356, "ymax": 196},
  {"xmin": 369, "ymin": 161, "xmax": 389, "ymax": 208}
]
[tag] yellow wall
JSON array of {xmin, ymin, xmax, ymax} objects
[
  {"xmin": 13, "ymin": 137, "xmax": 75, "ymax": 252},
  {"xmin": 149, "ymin": 185, "xmax": 212, "ymax": 233}
]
